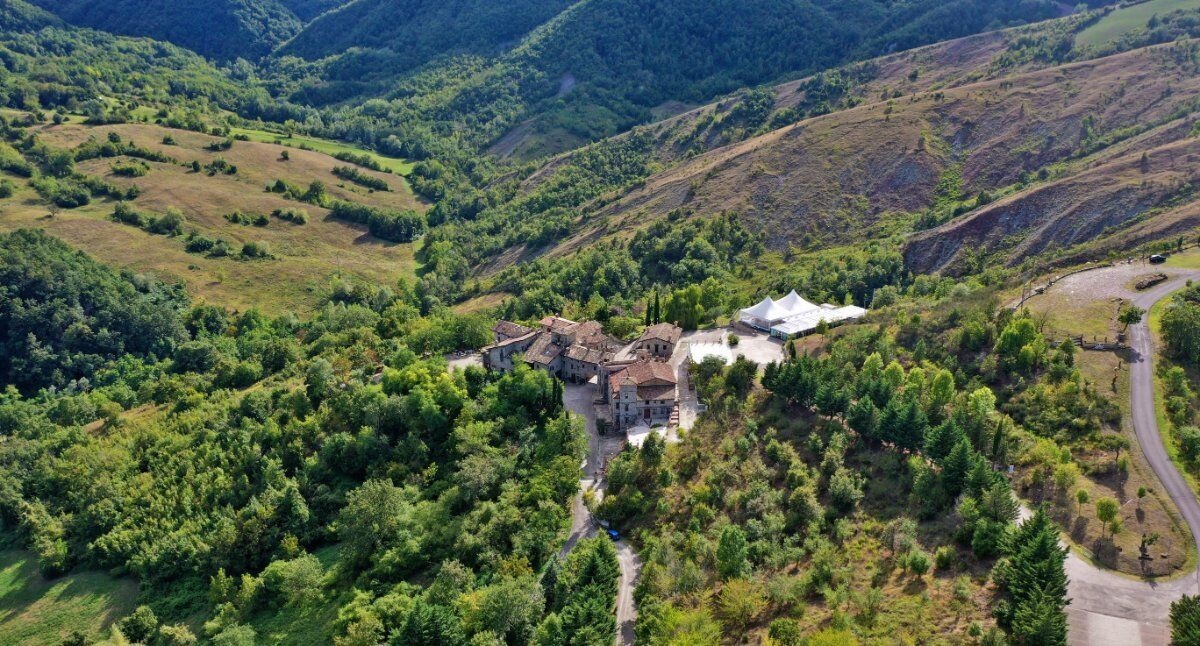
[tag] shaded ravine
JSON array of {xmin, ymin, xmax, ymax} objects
[{"xmin": 1054, "ymin": 272, "xmax": 1200, "ymax": 645}]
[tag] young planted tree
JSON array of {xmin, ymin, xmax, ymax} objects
[
  {"xmin": 1095, "ymin": 497, "xmax": 1119, "ymax": 539},
  {"xmin": 1118, "ymin": 305, "xmax": 1145, "ymax": 331}
]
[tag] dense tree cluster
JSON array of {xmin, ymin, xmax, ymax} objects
[
  {"xmin": 0, "ymin": 235, "xmax": 604, "ymax": 643},
  {"xmin": 0, "ymin": 229, "xmax": 188, "ymax": 393}
]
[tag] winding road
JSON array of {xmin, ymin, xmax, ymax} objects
[
  {"xmin": 1058, "ymin": 271, "xmax": 1200, "ymax": 645},
  {"xmin": 554, "ymin": 276, "xmax": 1200, "ymax": 644},
  {"xmin": 561, "ymin": 383, "xmax": 641, "ymax": 646}
]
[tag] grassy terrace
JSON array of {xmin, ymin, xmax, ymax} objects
[
  {"xmin": 1076, "ymin": 0, "xmax": 1200, "ymax": 48},
  {"xmin": 229, "ymin": 127, "xmax": 415, "ymax": 176},
  {"xmin": 0, "ymin": 118, "xmax": 422, "ymax": 315}
]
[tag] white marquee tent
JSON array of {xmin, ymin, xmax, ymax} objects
[{"xmin": 738, "ymin": 290, "xmax": 867, "ymax": 339}]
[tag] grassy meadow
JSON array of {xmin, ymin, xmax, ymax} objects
[
  {"xmin": 1076, "ymin": 0, "xmax": 1200, "ymax": 48},
  {"xmin": 0, "ymin": 550, "xmax": 139, "ymax": 645},
  {"xmin": 0, "ymin": 120, "xmax": 424, "ymax": 315}
]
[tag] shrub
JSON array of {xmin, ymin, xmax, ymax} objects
[
  {"xmin": 328, "ymin": 201, "xmax": 426, "ymax": 242},
  {"xmin": 185, "ymin": 233, "xmax": 216, "ymax": 254},
  {"xmin": 159, "ymin": 624, "xmax": 198, "ymax": 645},
  {"xmin": 31, "ymin": 176, "xmax": 90, "ymax": 207},
  {"xmin": 112, "ymin": 202, "xmax": 145, "ymax": 227},
  {"xmin": 934, "ymin": 545, "xmax": 956, "ymax": 570},
  {"xmin": 260, "ymin": 554, "xmax": 323, "ymax": 607},
  {"xmin": 215, "ymin": 360, "xmax": 262, "ymax": 389},
  {"xmin": 147, "ymin": 208, "xmax": 185, "ymax": 236},
  {"xmin": 271, "ymin": 207, "xmax": 307, "ymax": 224},
  {"xmin": 333, "ymin": 165, "xmax": 390, "ymax": 191},
  {"xmin": 1179, "ymin": 426, "xmax": 1200, "ymax": 463},
  {"xmin": 111, "ymin": 161, "xmax": 150, "ymax": 177},
  {"xmin": 118, "ymin": 606, "xmax": 159, "ymax": 644},
  {"xmin": 240, "ymin": 241, "xmax": 272, "ymax": 259},
  {"xmin": 828, "ymin": 467, "xmax": 863, "ymax": 512},
  {"xmin": 906, "ymin": 550, "xmax": 931, "ymax": 576},
  {"xmin": 0, "ymin": 179, "xmax": 13, "ymax": 198},
  {"xmin": 174, "ymin": 341, "xmax": 220, "ymax": 372}
]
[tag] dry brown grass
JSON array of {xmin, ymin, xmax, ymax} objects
[
  {"xmin": 523, "ymin": 38, "xmax": 1200, "ymax": 276},
  {"xmin": 0, "ymin": 121, "xmax": 424, "ymax": 315},
  {"xmin": 1016, "ymin": 268, "xmax": 1193, "ymax": 576}
]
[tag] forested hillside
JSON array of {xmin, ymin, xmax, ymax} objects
[
  {"xmin": 277, "ymin": 0, "xmax": 347, "ymax": 22},
  {"xmin": 275, "ymin": 0, "xmax": 1065, "ymax": 160},
  {"xmin": 278, "ymin": 0, "xmax": 577, "ymax": 65},
  {"xmin": 29, "ymin": 0, "xmax": 302, "ymax": 60},
  {"xmin": 0, "ymin": 0, "xmax": 58, "ymax": 30},
  {"xmin": 0, "ymin": 231, "xmax": 605, "ymax": 644}
]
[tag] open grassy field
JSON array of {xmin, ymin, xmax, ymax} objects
[
  {"xmin": 1165, "ymin": 246, "xmax": 1200, "ymax": 269},
  {"xmin": 1076, "ymin": 0, "xmax": 1200, "ymax": 48},
  {"xmin": 0, "ymin": 549, "xmax": 139, "ymax": 645},
  {"xmin": 229, "ymin": 127, "xmax": 415, "ymax": 176},
  {"xmin": 1, "ymin": 120, "xmax": 424, "ymax": 315}
]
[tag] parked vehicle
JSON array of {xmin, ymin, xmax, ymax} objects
[{"xmin": 1150, "ymin": 254, "xmax": 1167, "ymax": 264}]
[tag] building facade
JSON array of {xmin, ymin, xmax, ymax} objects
[
  {"xmin": 607, "ymin": 360, "xmax": 678, "ymax": 431},
  {"xmin": 634, "ymin": 323, "xmax": 682, "ymax": 358}
]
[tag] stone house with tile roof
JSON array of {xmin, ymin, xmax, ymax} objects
[
  {"xmin": 607, "ymin": 359, "xmax": 678, "ymax": 431},
  {"xmin": 634, "ymin": 323, "xmax": 682, "ymax": 358},
  {"xmin": 482, "ymin": 317, "xmax": 619, "ymax": 383}
]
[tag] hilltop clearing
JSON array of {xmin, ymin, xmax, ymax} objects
[{"xmin": 0, "ymin": 119, "xmax": 423, "ymax": 314}]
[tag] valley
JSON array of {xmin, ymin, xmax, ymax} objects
[{"xmin": 5, "ymin": 0, "xmax": 1200, "ymax": 644}]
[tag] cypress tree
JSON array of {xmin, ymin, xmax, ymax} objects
[
  {"xmin": 1171, "ymin": 594, "xmax": 1200, "ymax": 645},
  {"xmin": 1002, "ymin": 508, "xmax": 1068, "ymax": 645}
]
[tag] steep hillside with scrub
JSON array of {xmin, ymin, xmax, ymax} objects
[{"xmin": 492, "ymin": 27, "xmax": 1200, "ymax": 277}]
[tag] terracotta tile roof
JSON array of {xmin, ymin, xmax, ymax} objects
[
  {"xmin": 493, "ymin": 320, "xmax": 534, "ymax": 338},
  {"xmin": 524, "ymin": 332, "xmax": 562, "ymax": 365},
  {"xmin": 563, "ymin": 320, "xmax": 604, "ymax": 340},
  {"xmin": 540, "ymin": 316, "xmax": 575, "ymax": 331},
  {"xmin": 638, "ymin": 323, "xmax": 681, "ymax": 345},
  {"xmin": 484, "ymin": 330, "xmax": 539, "ymax": 351},
  {"xmin": 637, "ymin": 384, "xmax": 677, "ymax": 401},
  {"xmin": 619, "ymin": 360, "xmax": 677, "ymax": 385},
  {"xmin": 609, "ymin": 360, "xmax": 677, "ymax": 399},
  {"xmin": 563, "ymin": 343, "xmax": 614, "ymax": 365}
]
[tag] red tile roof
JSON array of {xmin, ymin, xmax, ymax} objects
[{"xmin": 638, "ymin": 323, "xmax": 681, "ymax": 345}]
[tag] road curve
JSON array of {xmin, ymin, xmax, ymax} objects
[
  {"xmin": 1128, "ymin": 274, "xmax": 1200, "ymax": 553},
  {"xmin": 1060, "ymin": 272, "xmax": 1200, "ymax": 645}
]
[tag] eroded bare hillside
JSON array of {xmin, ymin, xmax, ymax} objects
[{"xmin": 536, "ymin": 38, "xmax": 1200, "ymax": 271}]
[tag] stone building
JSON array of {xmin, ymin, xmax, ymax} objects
[
  {"xmin": 607, "ymin": 360, "xmax": 678, "ymax": 431},
  {"xmin": 634, "ymin": 322, "xmax": 682, "ymax": 358}
]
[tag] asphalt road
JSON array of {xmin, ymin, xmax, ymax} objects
[
  {"xmin": 561, "ymin": 382, "xmax": 640, "ymax": 645},
  {"xmin": 1057, "ymin": 272, "xmax": 1200, "ymax": 645},
  {"xmin": 1127, "ymin": 273, "xmax": 1200, "ymax": 555}
]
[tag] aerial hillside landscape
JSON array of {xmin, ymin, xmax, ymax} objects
[{"xmin": 6, "ymin": 0, "xmax": 1200, "ymax": 644}]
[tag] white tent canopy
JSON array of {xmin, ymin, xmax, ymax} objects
[
  {"xmin": 739, "ymin": 291, "xmax": 867, "ymax": 337},
  {"xmin": 777, "ymin": 290, "xmax": 816, "ymax": 313}
]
